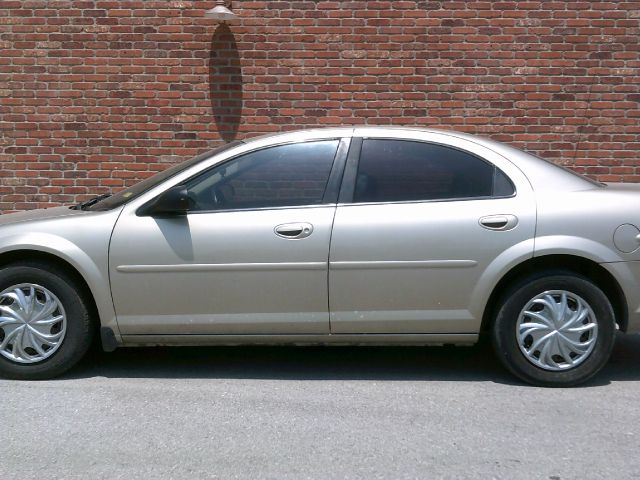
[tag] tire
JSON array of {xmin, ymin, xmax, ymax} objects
[
  {"xmin": 0, "ymin": 262, "xmax": 94, "ymax": 380},
  {"xmin": 492, "ymin": 273, "xmax": 616, "ymax": 387}
]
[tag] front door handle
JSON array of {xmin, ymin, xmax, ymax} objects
[
  {"xmin": 479, "ymin": 214, "xmax": 518, "ymax": 231},
  {"xmin": 274, "ymin": 222, "xmax": 314, "ymax": 239}
]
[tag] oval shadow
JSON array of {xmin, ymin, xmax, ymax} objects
[{"xmin": 208, "ymin": 24, "xmax": 243, "ymax": 142}]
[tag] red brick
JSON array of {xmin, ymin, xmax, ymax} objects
[{"xmin": 1, "ymin": 1, "xmax": 639, "ymax": 210}]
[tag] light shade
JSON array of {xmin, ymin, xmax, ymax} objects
[{"xmin": 204, "ymin": 2, "xmax": 238, "ymax": 22}]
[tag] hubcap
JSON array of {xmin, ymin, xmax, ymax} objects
[
  {"xmin": 0, "ymin": 284, "xmax": 67, "ymax": 364},
  {"xmin": 516, "ymin": 290, "xmax": 598, "ymax": 371}
]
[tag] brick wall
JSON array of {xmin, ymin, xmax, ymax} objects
[{"xmin": 1, "ymin": 1, "xmax": 639, "ymax": 212}]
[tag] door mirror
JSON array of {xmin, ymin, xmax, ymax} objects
[{"xmin": 138, "ymin": 185, "xmax": 190, "ymax": 216}]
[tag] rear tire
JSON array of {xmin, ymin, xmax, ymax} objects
[
  {"xmin": 492, "ymin": 273, "xmax": 615, "ymax": 387},
  {"xmin": 0, "ymin": 262, "xmax": 94, "ymax": 380}
]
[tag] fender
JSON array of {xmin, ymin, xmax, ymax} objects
[
  {"xmin": 0, "ymin": 232, "xmax": 122, "ymax": 344},
  {"xmin": 534, "ymin": 235, "xmax": 624, "ymax": 264}
]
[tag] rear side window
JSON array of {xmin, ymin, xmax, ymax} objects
[
  {"xmin": 186, "ymin": 140, "xmax": 339, "ymax": 211},
  {"xmin": 353, "ymin": 139, "xmax": 514, "ymax": 203}
]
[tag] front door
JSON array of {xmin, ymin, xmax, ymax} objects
[{"xmin": 109, "ymin": 139, "xmax": 344, "ymax": 335}]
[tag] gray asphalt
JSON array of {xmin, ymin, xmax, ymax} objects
[{"xmin": 1, "ymin": 334, "xmax": 640, "ymax": 480}]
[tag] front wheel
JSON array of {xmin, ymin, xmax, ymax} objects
[
  {"xmin": 0, "ymin": 262, "xmax": 94, "ymax": 380},
  {"xmin": 492, "ymin": 273, "xmax": 616, "ymax": 387}
]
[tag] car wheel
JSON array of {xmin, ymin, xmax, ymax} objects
[
  {"xmin": 0, "ymin": 262, "xmax": 94, "ymax": 380},
  {"xmin": 492, "ymin": 273, "xmax": 616, "ymax": 387}
]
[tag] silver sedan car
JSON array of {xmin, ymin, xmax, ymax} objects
[{"xmin": 1, "ymin": 127, "xmax": 639, "ymax": 386}]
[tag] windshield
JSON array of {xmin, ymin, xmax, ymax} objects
[{"xmin": 86, "ymin": 141, "xmax": 243, "ymax": 211}]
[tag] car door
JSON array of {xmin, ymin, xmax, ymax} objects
[
  {"xmin": 328, "ymin": 132, "xmax": 536, "ymax": 334},
  {"xmin": 109, "ymin": 138, "xmax": 348, "ymax": 335}
]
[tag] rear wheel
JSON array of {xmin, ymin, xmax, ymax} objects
[
  {"xmin": 492, "ymin": 273, "xmax": 616, "ymax": 387},
  {"xmin": 0, "ymin": 262, "xmax": 94, "ymax": 379}
]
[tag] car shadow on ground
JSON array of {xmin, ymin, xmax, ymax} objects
[{"xmin": 62, "ymin": 333, "xmax": 640, "ymax": 387}]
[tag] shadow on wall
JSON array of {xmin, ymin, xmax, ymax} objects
[{"xmin": 208, "ymin": 24, "xmax": 243, "ymax": 142}]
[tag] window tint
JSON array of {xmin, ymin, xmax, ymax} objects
[
  {"xmin": 186, "ymin": 140, "xmax": 338, "ymax": 211},
  {"xmin": 354, "ymin": 140, "xmax": 505, "ymax": 203},
  {"xmin": 494, "ymin": 168, "xmax": 515, "ymax": 197}
]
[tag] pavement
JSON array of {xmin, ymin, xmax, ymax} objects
[{"xmin": 1, "ymin": 333, "xmax": 640, "ymax": 480}]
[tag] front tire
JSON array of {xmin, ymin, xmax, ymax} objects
[
  {"xmin": 492, "ymin": 273, "xmax": 616, "ymax": 387},
  {"xmin": 0, "ymin": 262, "xmax": 94, "ymax": 380}
]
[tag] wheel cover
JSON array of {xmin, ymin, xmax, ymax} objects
[
  {"xmin": 516, "ymin": 290, "xmax": 598, "ymax": 371},
  {"xmin": 0, "ymin": 284, "xmax": 67, "ymax": 364}
]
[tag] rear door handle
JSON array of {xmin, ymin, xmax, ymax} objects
[
  {"xmin": 274, "ymin": 222, "xmax": 314, "ymax": 239},
  {"xmin": 479, "ymin": 214, "xmax": 518, "ymax": 231}
]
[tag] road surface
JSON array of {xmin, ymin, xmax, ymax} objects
[{"xmin": 1, "ymin": 334, "xmax": 639, "ymax": 479}]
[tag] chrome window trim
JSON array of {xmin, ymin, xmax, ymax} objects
[
  {"xmin": 182, "ymin": 203, "xmax": 336, "ymax": 215},
  {"xmin": 137, "ymin": 137, "xmax": 347, "ymax": 216},
  {"xmin": 182, "ymin": 138, "xmax": 344, "ymax": 211},
  {"xmin": 340, "ymin": 137, "xmax": 518, "ymax": 206},
  {"xmin": 125, "ymin": 129, "xmax": 355, "ymax": 216},
  {"xmin": 336, "ymin": 191, "xmax": 516, "ymax": 209},
  {"xmin": 124, "ymin": 128, "xmax": 533, "ymax": 220}
]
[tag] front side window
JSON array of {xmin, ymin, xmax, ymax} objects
[
  {"xmin": 353, "ymin": 139, "xmax": 513, "ymax": 203},
  {"xmin": 186, "ymin": 140, "xmax": 339, "ymax": 211}
]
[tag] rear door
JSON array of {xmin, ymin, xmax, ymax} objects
[{"xmin": 328, "ymin": 131, "xmax": 536, "ymax": 334}]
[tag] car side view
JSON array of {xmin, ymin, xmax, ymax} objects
[{"xmin": 1, "ymin": 127, "xmax": 639, "ymax": 386}]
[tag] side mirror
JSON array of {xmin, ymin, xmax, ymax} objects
[{"xmin": 138, "ymin": 185, "xmax": 190, "ymax": 216}]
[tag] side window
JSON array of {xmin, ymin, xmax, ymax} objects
[
  {"xmin": 187, "ymin": 140, "xmax": 339, "ymax": 211},
  {"xmin": 354, "ymin": 139, "xmax": 513, "ymax": 203},
  {"xmin": 494, "ymin": 168, "xmax": 515, "ymax": 197}
]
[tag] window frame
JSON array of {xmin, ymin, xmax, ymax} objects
[
  {"xmin": 174, "ymin": 138, "xmax": 351, "ymax": 215},
  {"xmin": 338, "ymin": 137, "xmax": 516, "ymax": 206}
]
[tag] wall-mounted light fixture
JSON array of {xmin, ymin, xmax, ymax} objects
[{"xmin": 204, "ymin": 1, "xmax": 238, "ymax": 23}]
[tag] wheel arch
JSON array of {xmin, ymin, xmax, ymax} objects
[
  {"xmin": 481, "ymin": 254, "xmax": 628, "ymax": 335},
  {"xmin": 0, "ymin": 249, "xmax": 101, "ymax": 334}
]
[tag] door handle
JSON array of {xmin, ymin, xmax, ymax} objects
[
  {"xmin": 479, "ymin": 214, "xmax": 518, "ymax": 231},
  {"xmin": 274, "ymin": 222, "xmax": 314, "ymax": 239}
]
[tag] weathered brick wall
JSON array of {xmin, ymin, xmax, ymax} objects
[{"xmin": 1, "ymin": 1, "xmax": 639, "ymax": 211}]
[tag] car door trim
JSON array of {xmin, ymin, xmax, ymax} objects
[
  {"xmin": 322, "ymin": 137, "xmax": 351, "ymax": 204},
  {"xmin": 183, "ymin": 203, "xmax": 335, "ymax": 215},
  {"xmin": 330, "ymin": 260, "xmax": 478, "ymax": 270},
  {"xmin": 120, "ymin": 333, "xmax": 478, "ymax": 346},
  {"xmin": 336, "ymin": 137, "xmax": 517, "ymax": 206},
  {"xmin": 116, "ymin": 262, "xmax": 326, "ymax": 273},
  {"xmin": 337, "ymin": 137, "xmax": 363, "ymax": 203},
  {"xmin": 135, "ymin": 137, "xmax": 349, "ymax": 216}
]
